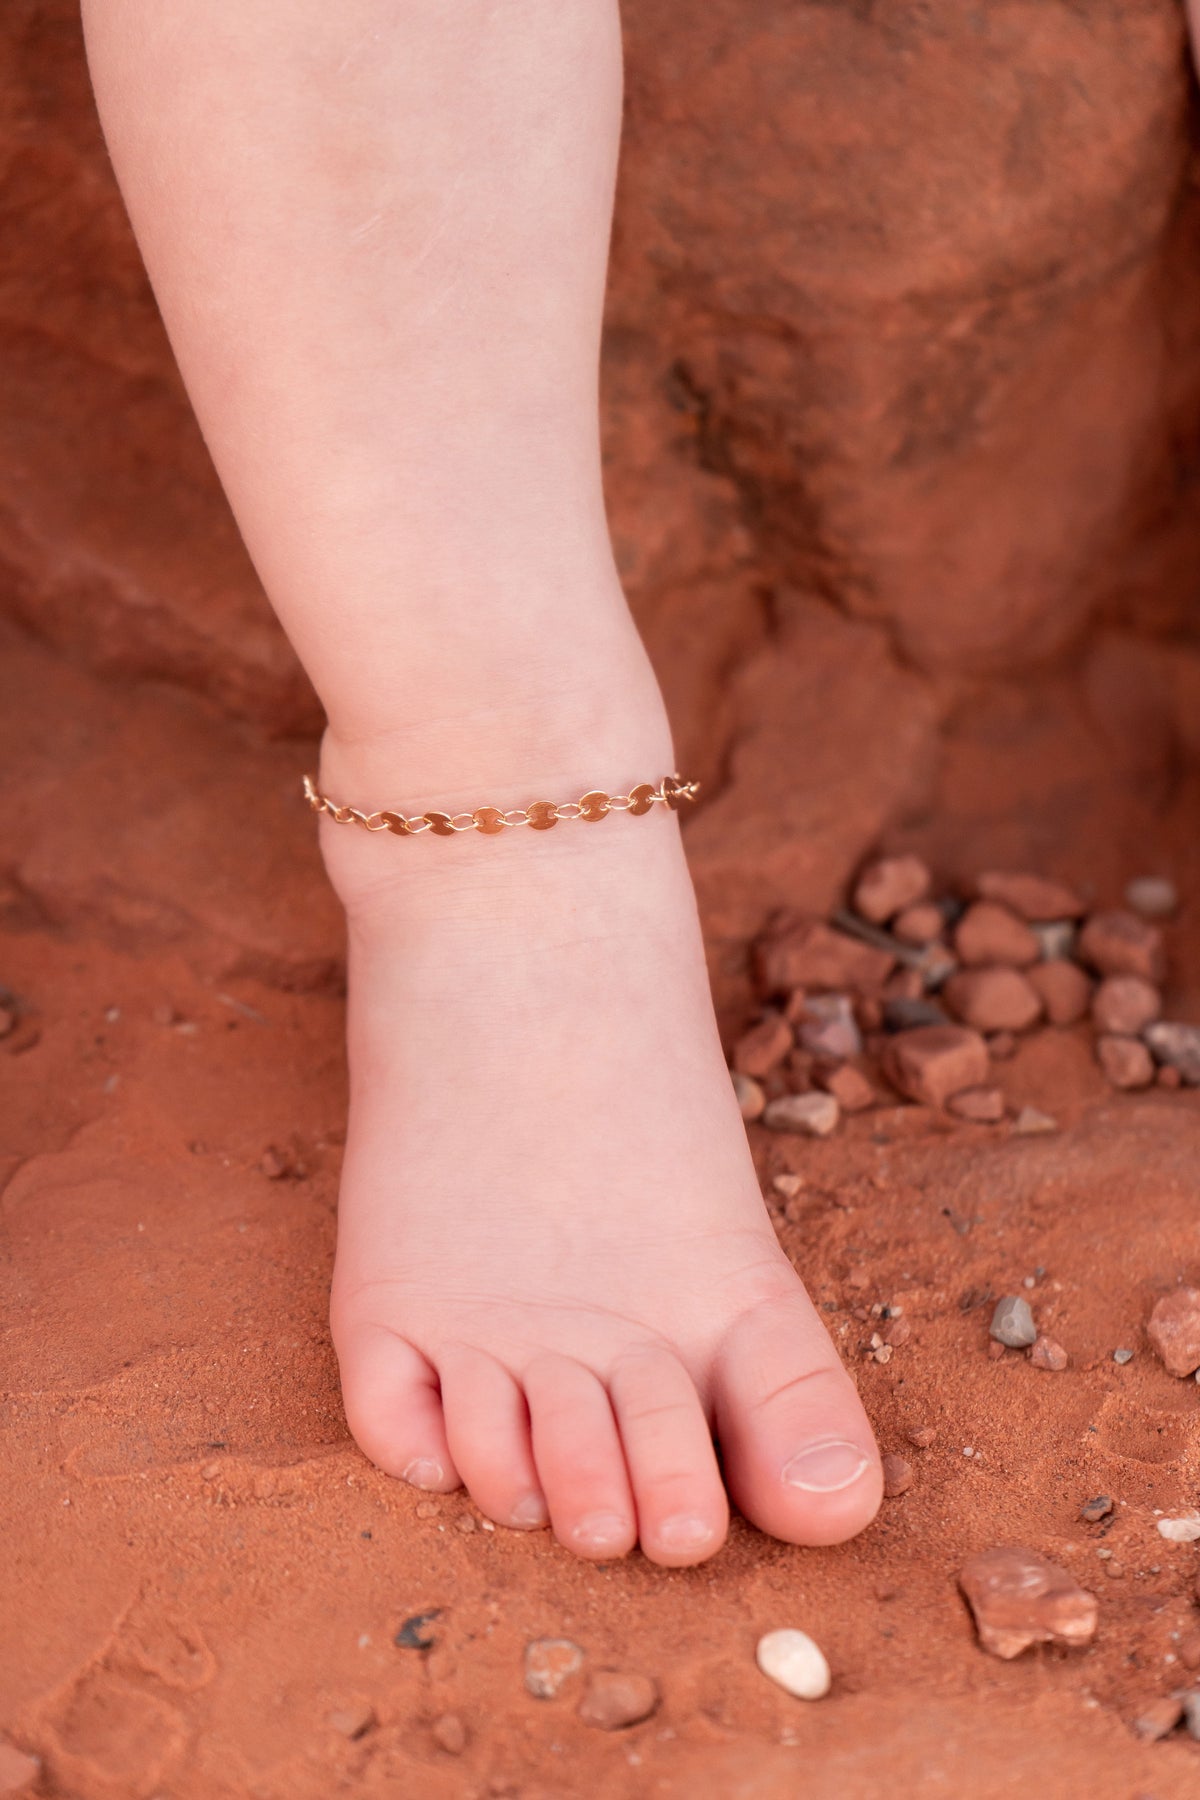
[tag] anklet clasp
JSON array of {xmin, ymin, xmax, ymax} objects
[{"xmin": 302, "ymin": 773, "xmax": 699, "ymax": 837}]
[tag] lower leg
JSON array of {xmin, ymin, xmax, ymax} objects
[{"xmin": 83, "ymin": 0, "xmax": 881, "ymax": 1563}]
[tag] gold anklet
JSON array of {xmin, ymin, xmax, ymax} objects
[{"xmin": 302, "ymin": 773, "xmax": 699, "ymax": 836}]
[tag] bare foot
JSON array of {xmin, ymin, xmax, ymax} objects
[{"xmin": 320, "ymin": 705, "xmax": 882, "ymax": 1567}]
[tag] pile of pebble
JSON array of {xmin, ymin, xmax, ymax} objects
[{"xmin": 730, "ymin": 857, "xmax": 1199, "ymax": 1135}]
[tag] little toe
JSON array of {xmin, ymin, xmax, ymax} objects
[
  {"xmin": 334, "ymin": 1320, "xmax": 460, "ymax": 1493},
  {"xmin": 714, "ymin": 1295, "xmax": 882, "ymax": 1546},
  {"xmin": 523, "ymin": 1354, "xmax": 637, "ymax": 1560},
  {"xmin": 609, "ymin": 1348, "xmax": 728, "ymax": 1566},
  {"xmin": 438, "ymin": 1348, "xmax": 548, "ymax": 1530}
]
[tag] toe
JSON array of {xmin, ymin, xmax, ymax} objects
[
  {"xmin": 714, "ymin": 1295, "xmax": 882, "ymax": 1546},
  {"xmin": 609, "ymin": 1348, "xmax": 728, "ymax": 1566},
  {"xmin": 438, "ymin": 1348, "xmax": 548, "ymax": 1530},
  {"xmin": 335, "ymin": 1320, "xmax": 460, "ymax": 1492},
  {"xmin": 523, "ymin": 1354, "xmax": 637, "ymax": 1560}
]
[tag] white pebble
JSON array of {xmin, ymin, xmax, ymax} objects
[
  {"xmin": 755, "ymin": 1628, "xmax": 831, "ymax": 1700},
  {"xmin": 1157, "ymin": 1516, "xmax": 1200, "ymax": 1543}
]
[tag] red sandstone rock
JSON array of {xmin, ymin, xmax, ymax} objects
[
  {"xmin": 881, "ymin": 1454, "xmax": 913, "ymax": 1498},
  {"xmin": 1158, "ymin": 1063, "xmax": 1183, "ymax": 1089},
  {"xmin": 947, "ymin": 1086, "xmax": 1005, "ymax": 1124},
  {"xmin": 1091, "ymin": 974, "xmax": 1161, "ymax": 1035},
  {"xmin": 1133, "ymin": 1697, "xmax": 1184, "ymax": 1742},
  {"xmin": 1077, "ymin": 910, "xmax": 1165, "ymax": 981},
  {"xmin": 1146, "ymin": 1288, "xmax": 1200, "ymax": 1377},
  {"xmin": 755, "ymin": 918, "xmax": 894, "ymax": 995},
  {"xmin": 431, "ymin": 1714, "xmax": 468, "ymax": 1755},
  {"xmin": 1096, "ymin": 1034, "xmax": 1155, "ymax": 1090},
  {"xmin": 817, "ymin": 1063, "xmax": 877, "ymax": 1114},
  {"xmin": 958, "ymin": 1546, "xmax": 1098, "ymax": 1659},
  {"xmin": 893, "ymin": 902, "xmax": 945, "ymax": 946},
  {"xmin": 987, "ymin": 1031, "xmax": 1017, "ymax": 1061},
  {"xmin": 577, "ymin": 1671, "xmax": 659, "ymax": 1731},
  {"xmin": 1026, "ymin": 960, "xmax": 1092, "ymax": 1027},
  {"xmin": 1030, "ymin": 1336, "xmax": 1069, "ymax": 1372},
  {"xmin": 0, "ymin": 1742, "xmax": 39, "ymax": 1799},
  {"xmin": 732, "ymin": 1012, "xmax": 793, "ymax": 1077},
  {"xmin": 975, "ymin": 873, "xmax": 1085, "ymax": 921},
  {"xmin": 882, "ymin": 1315, "xmax": 912, "ymax": 1348},
  {"xmin": 953, "ymin": 902, "xmax": 1040, "ymax": 968},
  {"xmin": 907, "ymin": 1426, "xmax": 936, "ymax": 1450},
  {"xmin": 853, "ymin": 854, "xmax": 931, "ymax": 924},
  {"xmin": 943, "ymin": 968, "xmax": 1043, "ymax": 1033},
  {"xmin": 882, "ymin": 1025, "xmax": 989, "ymax": 1109}
]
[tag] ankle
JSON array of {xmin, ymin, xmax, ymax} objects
[{"xmin": 313, "ymin": 652, "xmax": 680, "ymax": 914}]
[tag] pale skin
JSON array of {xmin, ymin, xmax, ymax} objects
[{"xmin": 81, "ymin": 0, "xmax": 884, "ymax": 1565}]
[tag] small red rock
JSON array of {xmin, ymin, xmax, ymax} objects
[
  {"xmin": 1096, "ymin": 1034, "xmax": 1155, "ymax": 1091},
  {"xmin": 1133, "ymin": 1696, "xmax": 1184, "ymax": 1742},
  {"xmin": 987, "ymin": 1339, "xmax": 1008, "ymax": 1360},
  {"xmin": 882, "ymin": 1023, "xmax": 990, "ymax": 1108},
  {"xmin": 1030, "ymin": 1336, "xmax": 1068, "ymax": 1371},
  {"xmin": 817, "ymin": 1062, "xmax": 876, "ymax": 1113},
  {"xmin": 959, "ymin": 1545, "xmax": 1098, "ymax": 1659},
  {"xmin": 432, "ymin": 1713, "xmax": 468, "ymax": 1755},
  {"xmin": 882, "ymin": 1315, "xmax": 912, "ymax": 1347},
  {"xmin": 1147, "ymin": 1287, "xmax": 1200, "ymax": 1377},
  {"xmin": 975, "ymin": 871, "xmax": 1085, "ymax": 921},
  {"xmin": 1158, "ymin": 1064, "xmax": 1183, "ymax": 1090},
  {"xmin": 0, "ymin": 1742, "xmax": 39, "ymax": 1798},
  {"xmin": 944, "ymin": 968, "xmax": 1042, "ymax": 1033},
  {"xmin": 1026, "ymin": 960, "xmax": 1092, "ymax": 1027},
  {"xmin": 1092, "ymin": 975, "xmax": 1161, "ymax": 1037},
  {"xmin": 327, "ymin": 1704, "xmax": 374, "ymax": 1739},
  {"xmin": 731, "ymin": 1071, "xmax": 765, "ymax": 1121},
  {"xmin": 883, "ymin": 967, "xmax": 925, "ymax": 1002},
  {"xmin": 947, "ymin": 1086, "xmax": 1005, "ymax": 1123},
  {"xmin": 882, "ymin": 1453, "xmax": 913, "ymax": 1497},
  {"xmin": 907, "ymin": 1426, "xmax": 936, "ymax": 1449},
  {"xmin": 846, "ymin": 1266, "xmax": 871, "ymax": 1290},
  {"xmin": 852, "ymin": 854, "xmax": 931, "ymax": 924},
  {"xmin": 1077, "ymin": 909, "xmax": 1165, "ymax": 982},
  {"xmin": 577, "ymin": 1670, "xmax": 659, "ymax": 1731},
  {"xmin": 893, "ymin": 902, "xmax": 945, "ymax": 946},
  {"xmin": 1179, "ymin": 1633, "xmax": 1200, "ymax": 1672},
  {"xmin": 733, "ymin": 1012, "xmax": 793, "ymax": 1077},
  {"xmin": 954, "ymin": 902, "xmax": 1040, "ymax": 968},
  {"xmin": 756, "ymin": 918, "xmax": 895, "ymax": 995},
  {"xmin": 987, "ymin": 1031, "xmax": 1017, "ymax": 1060}
]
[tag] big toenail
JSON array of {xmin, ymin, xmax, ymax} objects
[
  {"xmin": 781, "ymin": 1439, "xmax": 870, "ymax": 1492},
  {"xmin": 402, "ymin": 1457, "xmax": 444, "ymax": 1490},
  {"xmin": 656, "ymin": 1515, "xmax": 714, "ymax": 1550},
  {"xmin": 510, "ymin": 1493, "xmax": 549, "ymax": 1528},
  {"xmin": 570, "ymin": 1511, "xmax": 629, "ymax": 1549}
]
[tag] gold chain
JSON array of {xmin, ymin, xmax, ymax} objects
[{"xmin": 302, "ymin": 773, "xmax": 699, "ymax": 837}]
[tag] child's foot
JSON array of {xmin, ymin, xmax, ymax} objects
[{"xmin": 320, "ymin": 701, "xmax": 882, "ymax": 1567}]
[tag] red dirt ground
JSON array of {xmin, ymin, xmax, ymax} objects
[{"xmin": 4, "ymin": 614, "xmax": 1200, "ymax": 1799}]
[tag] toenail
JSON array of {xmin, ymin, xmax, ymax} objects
[
  {"xmin": 570, "ymin": 1511, "xmax": 630, "ymax": 1549},
  {"xmin": 510, "ymin": 1493, "xmax": 549, "ymax": 1528},
  {"xmin": 656, "ymin": 1515, "xmax": 715, "ymax": 1551},
  {"xmin": 402, "ymin": 1457, "xmax": 444, "ymax": 1490},
  {"xmin": 781, "ymin": 1439, "xmax": 871, "ymax": 1493}
]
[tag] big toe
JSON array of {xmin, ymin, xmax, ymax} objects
[{"xmin": 714, "ymin": 1295, "xmax": 882, "ymax": 1546}]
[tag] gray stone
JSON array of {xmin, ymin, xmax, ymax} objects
[
  {"xmin": 1032, "ymin": 921, "xmax": 1077, "ymax": 962},
  {"xmin": 1113, "ymin": 1348, "xmax": 1134, "ymax": 1365},
  {"xmin": 1012, "ymin": 1106, "xmax": 1058, "ymax": 1136},
  {"xmin": 763, "ymin": 1092, "xmax": 840, "ymax": 1138},
  {"xmin": 990, "ymin": 1295, "xmax": 1037, "ymax": 1349},
  {"xmin": 1182, "ymin": 1690, "xmax": 1200, "ymax": 1742},
  {"xmin": 524, "ymin": 1638, "xmax": 585, "ymax": 1699},
  {"xmin": 1125, "ymin": 876, "xmax": 1178, "ymax": 920},
  {"xmin": 882, "ymin": 996, "xmax": 948, "ymax": 1033},
  {"xmin": 794, "ymin": 993, "xmax": 861, "ymax": 1061},
  {"xmin": 1144, "ymin": 1022, "xmax": 1200, "ymax": 1086}
]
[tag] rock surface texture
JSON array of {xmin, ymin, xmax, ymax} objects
[{"xmin": 959, "ymin": 1547, "xmax": 1099, "ymax": 1660}]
